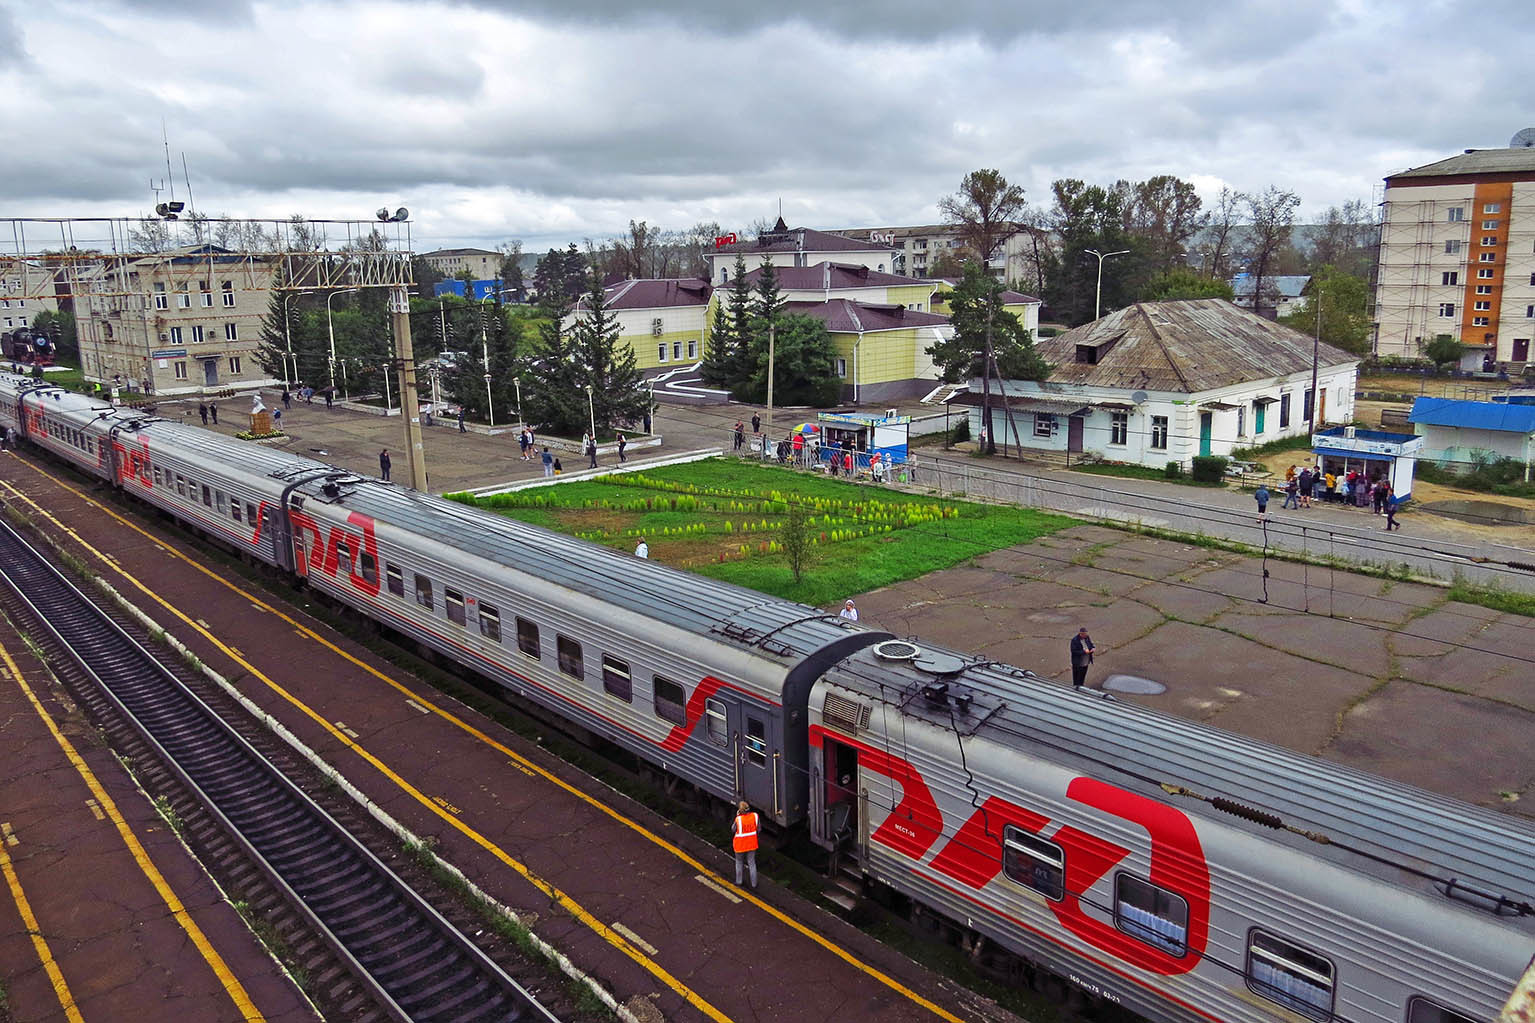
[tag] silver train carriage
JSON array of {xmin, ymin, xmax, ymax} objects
[{"xmin": 805, "ymin": 638, "xmax": 1534, "ymax": 1023}]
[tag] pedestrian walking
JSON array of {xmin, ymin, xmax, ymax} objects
[
  {"xmin": 617, "ymin": 433, "xmax": 627, "ymax": 463},
  {"xmin": 1069, "ymin": 626, "xmax": 1099, "ymax": 689},
  {"xmin": 324, "ymin": 389, "xmax": 333, "ymax": 409},
  {"xmin": 842, "ymin": 449, "xmax": 853, "ymax": 476},
  {"xmin": 281, "ymin": 388, "xmax": 292, "ymax": 409},
  {"xmin": 732, "ymin": 801, "xmax": 759, "ymax": 890},
  {"xmin": 1297, "ymin": 468, "xmax": 1312, "ymax": 508},
  {"xmin": 1282, "ymin": 476, "xmax": 1299, "ymax": 510},
  {"xmin": 751, "ymin": 412, "xmax": 761, "ymax": 437},
  {"xmin": 540, "ymin": 447, "xmax": 554, "ymax": 478},
  {"xmin": 733, "ymin": 421, "xmax": 745, "ymax": 451},
  {"xmin": 1254, "ymin": 484, "xmax": 1270, "ymax": 521},
  {"xmin": 1372, "ymin": 480, "xmax": 1387, "ymax": 515},
  {"xmin": 1384, "ymin": 494, "xmax": 1402, "ymax": 531},
  {"xmin": 458, "ymin": 407, "xmax": 466, "ymax": 433},
  {"xmin": 839, "ymin": 599, "xmax": 859, "ymax": 622},
  {"xmin": 586, "ymin": 434, "xmax": 598, "ymax": 469},
  {"xmin": 518, "ymin": 428, "xmax": 530, "ymax": 461},
  {"xmin": 209, "ymin": 403, "xmax": 218, "ymax": 425},
  {"xmin": 379, "ymin": 449, "xmax": 391, "ymax": 482},
  {"xmin": 198, "ymin": 402, "xmax": 208, "ymax": 425},
  {"xmin": 635, "ymin": 537, "xmax": 648, "ymax": 559},
  {"xmin": 273, "ymin": 408, "xmax": 283, "ymax": 428}
]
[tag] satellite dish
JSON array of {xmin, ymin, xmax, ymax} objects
[
  {"xmin": 1131, "ymin": 390, "xmax": 1149, "ymax": 404},
  {"xmin": 1511, "ymin": 128, "xmax": 1535, "ymax": 148}
]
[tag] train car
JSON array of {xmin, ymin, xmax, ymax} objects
[
  {"xmin": 278, "ymin": 473, "xmax": 887, "ymax": 825},
  {"xmin": 805, "ymin": 639, "xmax": 1534, "ymax": 1023}
]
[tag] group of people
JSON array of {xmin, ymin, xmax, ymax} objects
[
  {"xmin": 732, "ymin": 416, "xmax": 911, "ymax": 484},
  {"xmin": 1254, "ymin": 464, "xmax": 1403, "ymax": 530}
]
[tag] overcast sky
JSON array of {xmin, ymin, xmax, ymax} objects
[{"xmin": 3, "ymin": 0, "xmax": 1531, "ymax": 254}]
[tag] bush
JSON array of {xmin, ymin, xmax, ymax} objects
[
  {"xmin": 1190, "ymin": 455, "xmax": 1229, "ymax": 483},
  {"xmin": 1417, "ymin": 456, "xmax": 1535, "ymax": 497},
  {"xmin": 949, "ymin": 418, "xmax": 970, "ymax": 443},
  {"xmin": 1163, "ymin": 461, "xmax": 1183, "ymax": 479},
  {"xmin": 1230, "ymin": 434, "xmax": 1314, "ymax": 460}
]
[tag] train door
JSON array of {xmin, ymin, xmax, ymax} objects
[
  {"xmin": 817, "ymin": 738, "xmax": 860, "ymax": 857},
  {"xmin": 737, "ymin": 709, "xmax": 780, "ymax": 817}
]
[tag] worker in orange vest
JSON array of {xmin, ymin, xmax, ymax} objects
[{"xmin": 732, "ymin": 800, "xmax": 759, "ymax": 889}]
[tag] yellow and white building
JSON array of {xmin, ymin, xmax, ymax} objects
[
  {"xmin": 1375, "ymin": 144, "xmax": 1535, "ymax": 369},
  {"xmin": 569, "ymin": 277, "xmax": 713, "ymax": 372}
]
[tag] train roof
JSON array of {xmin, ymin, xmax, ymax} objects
[
  {"xmin": 824, "ymin": 641, "xmax": 1535, "ymax": 922},
  {"xmin": 292, "ymin": 472, "xmax": 862, "ymax": 668}
]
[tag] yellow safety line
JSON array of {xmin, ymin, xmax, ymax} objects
[
  {"xmin": 0, "ymin": 638, "xmax": 261, "ymax": 1022},
  {"xmin": 4, "ymin": 461, "xmax": 970, "ymax": 1023}
]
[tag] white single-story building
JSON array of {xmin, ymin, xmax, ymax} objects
[
  {"xmin": 962, "ymin": 299, "xmax": 1359, "ymax": 468},
  {"xmin": 1408, "ymin": 397, "xmax": 1535, "ymax": 471}
]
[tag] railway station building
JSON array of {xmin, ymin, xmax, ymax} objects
[
  {"xmin": 74, "ymin": 244, "xmax": 280, "ymax": 396},
  {"xmin": 960, "ymin": 299, "xmax": 1359, "ymax": 468},
  {"xmin": 707, "ymin": 218, "xmax": 901, "ymax": 284},
  {"xmin": 567, "ymin": 277, "xmax": 714, "ymax": 374}
]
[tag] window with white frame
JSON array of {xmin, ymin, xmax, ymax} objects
[
  {"xmin": 656, "ymin": 343, "xmax": 667, "ymax": 362},
  {"xmin": 1481, "ymin": 236, "xmax": 1498, "ymax": 247},
  {"xmin": 1110, "ymin": 411, "xmax": 1128, "ymax": 445},
  {"xmin": 228, "ymin": 356, "xmax": 242, "ymax": 374},
  {"xmin": 1482, "ymin": 219, "xmax": 1499, "ymax": 230},
  {"xmin": 169, "ymin": 326, "xmax": 183, "ymax": 343},
  {"xmin": 1150, "ymin": 416, "xmax": 1169, "ymax": 449},
  {"xmin": 1480, "ymin": 252, "xmax": 1497, "ymax": 262},
  {"xmin": 191, "ymin": 325, "xmax": 204, "ymax": 343},
  {"xmin": 224, "ymin": 322, "xmax": 237, "ymax": 340},
  {"xmin": 1472, "ymin": 316, "xmax": 1489, "ymax": 326},
  {"xmin": 687, "ymin": 338, "xmax": 697, "ymax": 359},
  {"xmin": 1444, "ymin": 239, "xmax": 1461, "ymax": 254},
  {"xmin": 154, "ymin": 283, "xmax": 168, "ymax": 309},
  {"xmin": 174, "ymin": 361, "xmax": 187, "ymax": 379},
  {"xmin": 1479, "ymin": 268, "xmax": 1495, "ymax": 279},
  {"xmin": 835, "ymin": 358, "xmax": 847, "ymax": 377},
  {"xmin": 1033, "ymin": 414, "xmax": 1054, "ymax": 438},
  {"xmin": 199, "ymin": 281, "xmax": 212, "ymax": 306},
  {"xmin": 1446, "ymin": 207, "xmax": 1464, "ymax": 222},
  {"xmin": 1484, "ymin": 203, "xmax": 1501, "ymax": 214},
  {"xmin": 1441, "ymin": 271, "xmax": 1458, "ymax": 286},
  {"xmin": 1476, "ymin": 285, "xmax": 1493, "ymax": 294},
  {"xmin": 221, "ymin": 281, "xmax": 235, "ymax": 307},
  {"xmin": 672, "ymin": 340, "xmax": 682, "ymax": 360},
  {"xmin": 1439, "ymin": 303, "xmax": 1455, "ymax": 317},
  {"xmin": 176, "ymin": 286, "xmax": 190, "ymax": 308},
  {"xmin": 1474, "ymin": 301, "xmax": 1490, "ymax": 311}
]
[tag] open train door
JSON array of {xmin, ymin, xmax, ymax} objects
[{"xmin": 819, "ymin": 738, "xmax": 861, "ymax": 862}]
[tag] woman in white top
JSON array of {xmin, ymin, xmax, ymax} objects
[{"xmin": 839, "ymin": 599, "xmax": 859, "ymax": 622}]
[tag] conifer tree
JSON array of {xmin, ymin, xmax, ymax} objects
[
  {"xmin": 703, "ymin": 253, "xmax": 752, "ymax": 388},
  {"xmin": 570, "ymin": 264, "xmax": 649, "ymax": 434},
  {"xmin": 521, "ymin": 287, "xmax": 585, "ymax": 434}
]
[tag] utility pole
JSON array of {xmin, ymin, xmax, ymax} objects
[
  {"xmin": 765, "ymin": 321, "xmax": 775, "ymax": 438},
  {"xmin": 390, "ymin": 286, "xmax": 428, "ymax": 490},
  {"xmin": 1309, "ymin": 290, "xmax": 1322, "ymax": 427}
]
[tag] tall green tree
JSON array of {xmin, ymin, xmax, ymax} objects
[
  {"xmin": 255, "ymin": 276, "xmax": 326, "ymax": 387},
  {"xmin": 939, "ymin": 168, "xmax": 1026, "ymax": 269},
  {"xmin": 1124, "ymin": 175, "xmax": 1206, "ymax": 273},
  {"xmin": 1279, "ymin": 265, "xmax": 1371, "ymax": 356},
  {"xmin": 1042, "ymin": 179, "xmax": 1145, "ymax": 326},
  {"xmin": 521, "ymin": 287, "xmax": 585, "ymax": 435},
  {"xmin": 30, "ymin": 310, "xmax": 77, "ymax": 363},
  {"xmin": 1240, "ymin": 186, "xmax": 1301, "ymax": 319},
  {"xmin": 569, "ymin": 266, "xmax": 649, "ymax": 435},
  {"xmin": 929, "ymin": 262, "xmax": 1049, "ymax": 453},
  {"xmin": 1138, "ymin": 267, "xmax": 1235, "ymax": 302},
  {"xmin": 736, "ymin": 313, "xmax": 840, "ymax": 406},
  {"xmin": 702, "ymin": 253, "xmax": 752, "ymax": 389},
  {"xmin": 445, "ymin": 300, "xmax": 521, "ymax": 424},
  {"xmin": 411, "ymin": 255, "xmax": 445, "ymax": 297}
]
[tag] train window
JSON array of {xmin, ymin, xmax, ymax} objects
[
  {"xmin": 246, "ymin": 503, "xmax": 258, "ymax": 526},
  {"xmin": 653, "ymin": 676, "xmax": 686, "ymax": 725},
  {"xmin": 336, "ymin": 539, "xmax": 353, "ymax": 575},
  {"xmin": 153, "ymin": 468, "xmax": 163, "ymax": 486},
  {"xmin": 1247, "ymin": 930, "xmax": 1335, "ymax": 1021},
  {"xmin": 515, "ymin": 617, "xmax": 539, "ymax": 658},
  {"xmin": 745, "ymin": 716, "xmax": 768, "ymax": 766},
  {"xmin": 386, "ymin": 564, "xmax": 404, "ymax": 597},
  {"xmin": 602, "ymin": 656, "xmax": 632, "ymax": 702},
  {"xmin": 445, "ymin": 587, "xmax": 466, "ymax": 626},
  {"xmin": 176, "ymin": 475, "xmax": 187, "ymax": 497},
  {"xmin": 201, "ymin": 484, "xmax": 212, "ymax": 507},
  {"xmin": 1114, "ymin": 874, "xmax": 1188, "ymax": 957},
  {"xmin": 359, "ymin": 552, "xmax": 377, "ymax": 586},
  {"xmin": 705, "ymin": 698, "xmax": 727, "ymax": 746},
  {"xmin": 414, "ymin": 573, "xmax": 433, "ymax": 610},
  {"xmin": 1002, "ymin": 826, "xmax": 1064, "ymax": 901},
  {"xmin": 479, "ymin": 603, "xmax": 502, "ymax": 643},
  {"xmin": 556, "ymin": 636, "xmax": 583, "ymax": 679},
  {"xmin": 215, "ymin": 492, "xmax": 227, "ymax": 514},
  {"xmin": 231, "ymin": 500, "xmax": 242, "ymax": 522},
  {"xmin": 1406, "ymin": 998, "xmax": 1477, "ymax": 1023}
]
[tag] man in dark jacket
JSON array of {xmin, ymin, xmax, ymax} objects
[{"xmin": 1069, "ymin": 627, "xmax": 1099, "ymax": 689}]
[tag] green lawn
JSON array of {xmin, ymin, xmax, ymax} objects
[
  {"xmin": 451, "ymin": 459, "xmax": 1074, "ymax": 606},
  {"xmin": 1069, "ymin": 461, "xmax": 1229, "ymax": 487}
]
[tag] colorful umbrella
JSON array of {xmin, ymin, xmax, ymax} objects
[{"xmin": 791, "ymin": 423, "xmax": 820, "ymax": 436}]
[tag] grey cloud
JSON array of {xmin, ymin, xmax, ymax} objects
[
  {"xmin": 98, "ymin": 0, "xmax": 255, "ymax": 20},
  {"xmin": 373, "ymin": 61, "xmax": 486, "ymax": 98},
  {"xmin": 0, "ymin": 7, "xmax": 25, "ymax": 67}
]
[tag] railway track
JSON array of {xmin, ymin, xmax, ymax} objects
[{"xmin": 0, "ymin": 513, "xmax": 563, "ymax": 1023}]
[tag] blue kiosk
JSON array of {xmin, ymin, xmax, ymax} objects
[{"xmin": 1311, "ymin": 426, "xmax": 1423, "ymax": 502}]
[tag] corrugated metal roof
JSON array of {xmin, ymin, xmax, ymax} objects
[
  {"xmin": 740, "ymin": 261, "xmax": 928, "ymax": 291},
  {"xmin": 826, "ymin": 644, "xmax": 1535, "ymax": 912},
  {"xmin": 1032, "ymin": 299, "xmax": 1357, "ymax": 393},
  {"xmin": 576, "ymin": 278, "xmax": 712, "ymax": 312},
  {"xmin": 786, "ymin": 299, "xmax": 949, "ymax": 333},
  {"xmin": 1409, "ymin": 397, "xmax": 1535, "ymax": 433},
  {"xmin": 1388, "ymin": 148, "xmax": 1535, "ymax": 180},
  {"xmin": 715, "ymin": 226, "xmax": 895, "ymax": 257}
]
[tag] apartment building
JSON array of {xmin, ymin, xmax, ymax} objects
[
  {"xmin": 420, "ymin": 247, "xmax": 501, "ymax": 278},
  {"xmin": 708, "ymin": 219, "xmax": 900, "ymax": 284},
  {"xmin": 75, "ymin": 244, "xmax": 279, "ymax": 394},
  {"xmin": 837, "ymin": 224, "xmax": 1043, "ymax": 288},
  {"xmin": 1375, "ymin": 142, "xmax": 1535, "ymax": 369},
  {"xmin": 0, "ymin": 259, "xmax": 61, "ymax": 332}
]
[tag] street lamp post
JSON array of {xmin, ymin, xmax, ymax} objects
[
  {"xmin": 513, "ymin": 377, "xmax": 523, "ymax": 428},
  {"xmin": 280, "ymin": 292, "xmax": 295, "ymax": 389},
  {"xmin": 326, "ymin": 287, "xmax": 359, "ymax": 391},
  {"xmin": 584, "ymin": 384, "xmax": 596, "ymax": 446},
  {"xmin": 1084, "ymin": 248, "xmax": 1129, "ymax": 321},
  {"xmin": 479, "ymin": 295, "xmax": 495, "ymax": 427}
]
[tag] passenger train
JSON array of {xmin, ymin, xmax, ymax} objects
[{"xmin": 2, "ymin": 371, "xmax": 1530, "ymax": 1023}]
